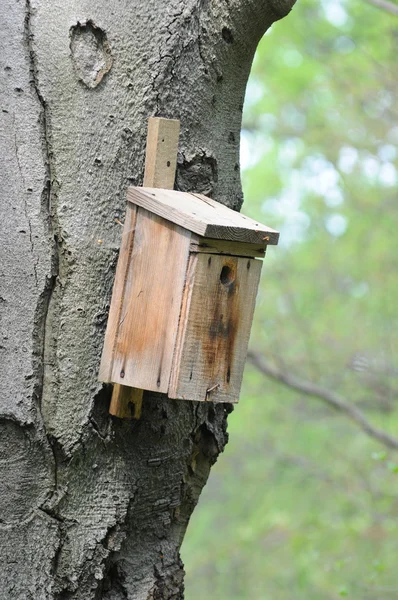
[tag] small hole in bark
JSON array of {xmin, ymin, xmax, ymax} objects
[
  {"xmin": 222, "ymin": 27, "xmax": 234, "ymax": 44},
  {"xmin": 120, "ymin": 370, "xmax": 125, "ymax": 378},
  {"xmin": 220, "ymin": 265, "xmax": 235, "ymax": 286},
  {"xmin": 167, "ymin": 161, "xmax": 171, "ymax": 167},
  {"xmin": 208, "ymin": 256, "xmax": 212, "ymax": 266}
]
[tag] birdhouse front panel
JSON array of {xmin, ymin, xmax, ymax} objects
[
  {"xmin": 168, "ymin": 253, "xmax": 262, "ymax": 403},
  {"xmin": 99, "ymin": 187, "xmax": 279, "ymax": 404}
]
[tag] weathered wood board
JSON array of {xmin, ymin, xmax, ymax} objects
[
  {"xmin": 190, "ymin": 236, "xmax": 266, "ymax": 258},
  {"xmin": 100, "ymin": 207, "xmax": 191, "ymax": 392},
  {"xmin": 143, "ymin": 117, "xmax": 180, "ymax": 188},
  {"xmin": 127, "ymin": 187, "xmax": 279, "ymax": 245},
  {"xmin": 168, "ymin": 253, "xmax": 263, "ymax": 403},
  {"xmin": 108, "ymin": 384, "xmax": 143, "ymax": 419},
  {"xmin": 99, "ymin": 202, "xmax": 138, "ymax": 382}
]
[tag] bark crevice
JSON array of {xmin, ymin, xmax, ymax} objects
[{"xmin": 25, "ymin": 0, "xmax": 61, "ymax": 420}]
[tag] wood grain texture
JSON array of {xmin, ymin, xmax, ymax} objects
[
  {"xmin": 109, "ymin": 384, "xmax": 143, "ymax": 419},
  {"xmin": 168, "ymin": 253, "xmax": 198, "ymax": 399},
  {"xmin": 109, "ymin": 208, "xmax": 191, "ymax": 392},
  {"xmin": 99, "ymin": 203, "xmax": 138, "ymax": 382},
  {"xmin": 190, "ymin": 237, "xmax": 266, "ymax": 258},
  {"xmin": 143, "ymin": 118, "xmax": 180, "ymax": 188},
  {"xmin": 127, "ymin": 187, "xmax": 279, "ymax": 245},
  {"xmin": 168, "ymin": 253, "xmax": 263, "ymax": 403}
]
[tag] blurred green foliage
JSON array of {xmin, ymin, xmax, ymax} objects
[{"xmin": 182, "ymin": 0, "xmax": 398, "ymax": 597}]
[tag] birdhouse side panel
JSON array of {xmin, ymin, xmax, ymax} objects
[
  {"xmin": 168, "ymin": 253, "xmax": 262, "ymax": 403},
  {"xmin": 101, "ymin": 208, "xmax": 192, "ymax": 393},
  {"xmin": 99, "ymin": 202, "xmax": 138, "ymax": 382}
]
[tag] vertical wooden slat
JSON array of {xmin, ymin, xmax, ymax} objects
[
  {"xmin": 109, "ymin": 384, "xmax": 144, "ymax": 419},
  {"xmin": 108, "ymin": 117, "xmax": 180, "ymax": 418},
  {"xmin": 98, "ymin": 203, "xmax": 138, "ymax": 382},
  {"xmin": 143, "ymin": 117, "xmax": 180, "ymax": 188}
]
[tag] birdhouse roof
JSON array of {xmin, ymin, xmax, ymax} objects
[{"xmin": 127, "ymin": 187, "xmax": 279, "ymax": 246}]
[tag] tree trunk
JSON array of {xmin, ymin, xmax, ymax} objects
[{"xmin": 0, "ymin": 1, "xmax": 295, "ymax": 597}]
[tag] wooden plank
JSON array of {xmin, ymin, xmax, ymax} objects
[
  {"xmin": 109, "ymin": 385, "xmax": 143, "ymax": 419},
  {"xmin": 168, "ymin": 253, "xmax": 263, "ymax": 403},
  {"xmin": 127, "ymin": 187, "xmax": 279, "ymax": 246},
  {"xmin": 109, "ymin": 208, "xmax": 192, "ymax": 392},
  {"xmin": 190, "ymin": 237, "xmax": 266, "ymax": 258},
  {"xmin": 99, "ymin": 202, "xmax": 138, "ymax": 382},
  {"xmin": 98, "ymin": 204, "xmax": 144, "ymax": 417},
  {"xmin": 143, "ymin": 118, "xmax": 180, "ymax": 188},
  {"xmin": 106, "ymin": 117, "xmax": 181, "ymax": 417}
]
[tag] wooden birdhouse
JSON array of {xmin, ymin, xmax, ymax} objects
[{"xmin": 99, "ymin": 186, "xmax": 279, "ymax": 405}]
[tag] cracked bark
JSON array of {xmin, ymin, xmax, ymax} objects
[{"xmin": 0, "ymin": 0, "xmax": 296, "ymax": 598}]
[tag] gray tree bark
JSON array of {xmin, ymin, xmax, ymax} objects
[{"xmin": 0, "ymin": 0, "xmax": 295, "ymax": 597}]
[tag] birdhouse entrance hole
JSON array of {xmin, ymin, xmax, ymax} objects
[{"xmin": 220, "ymin": 265, "xmax": 235, "ymax": 287}]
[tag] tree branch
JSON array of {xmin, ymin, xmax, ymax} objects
[
  {"xmin": 247, "ymin": 350, "xmax": 398, "ymax": 450},
  {"xmin": 363, "ymin": 0, "xmax": 398, "ymax": 16}
]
